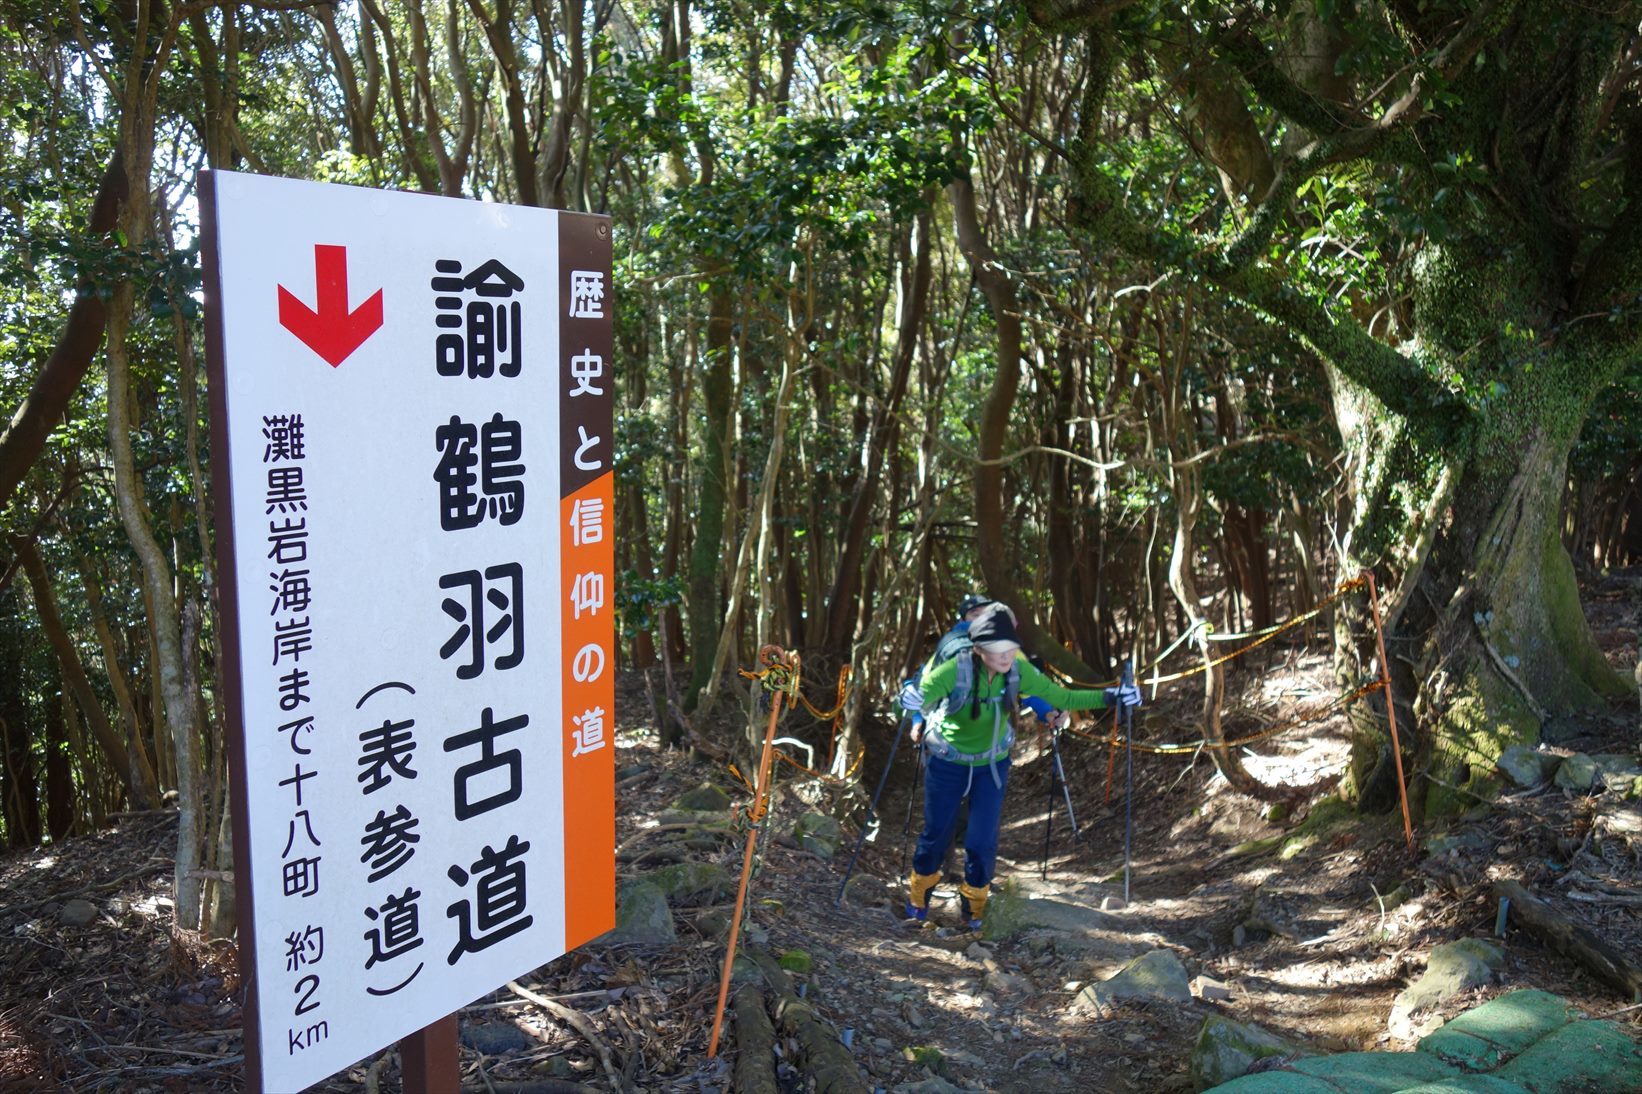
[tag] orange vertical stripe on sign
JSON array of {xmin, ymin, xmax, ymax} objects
[{"xmin": 561, "ymin": 474, "xmax": 616, "ymax": 948}]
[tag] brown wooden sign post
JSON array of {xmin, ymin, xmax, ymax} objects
[
  {"xmin": 399, "ymin": 1015, "xmax": 459, "ymax": 1091},
  {"xmin": 203, "ymin": 170, "xmax": 614, "ymax": 1092}
]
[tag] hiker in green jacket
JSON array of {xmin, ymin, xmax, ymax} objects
[{"xmin": 905, "ymin": 603, "xmax": 1141, "ymax": 929}]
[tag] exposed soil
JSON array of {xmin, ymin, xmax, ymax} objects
[{"xmin": 3, "ymin": 573, "xmax": 1639, "ymax": 1094}]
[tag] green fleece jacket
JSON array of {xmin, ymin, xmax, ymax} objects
[{"xmin": 919, "ymin": 653, "xmax": 1109, "ymax": 762}]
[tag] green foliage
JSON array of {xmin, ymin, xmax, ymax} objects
[
  {"xmin": 2, "ymin": 0, "xmax": 1637, "ymax": 845},
  {"xmin": 616, "ymin": 569, "xmax": 684, "ymax": 642},
  {"xmin": 1571, "ymin": 364, "xmax": 1642, "ymax": 485}
]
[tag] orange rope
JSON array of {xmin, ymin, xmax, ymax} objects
[
  {"xmin": 795, "ymin": 664, "xmax": 851, "ymax": 721},
  {"xmin": 741, "ymin": 658, "xmax": 854, "ymax": 775},
  {"xmin": 796, "ymin": 665, "xmax": 850, "ymax": 773},
  {"xmin": 1067, "ymin": 679, "xmax": 1385, "ymax": 755},
  {"xmin": 1053, "ymin": 576, "xmax": 1370, "ymax": 690},
  {"xmin": 709, "ymin": 649, "xmax": 863, "ymax": 1056},
  {"xmin": 724, "ymin": 763, "xmax": 755, "ymax": 796}
]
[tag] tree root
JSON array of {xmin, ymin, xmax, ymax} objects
[
  {"xmin": 730, "ymin": 983, "xmax": 780, "ymax": 1094},
  {"xmin": 1494, "ymin": 879, "xmax": 1642, "ymax": 1002},
  {"xmin": 1476, "ymin": 627, "xmax": 1547, "ymax": 723},
  {"xmin": 506, "ymin": 980, "xmax": 627, "ymax": 1091},
  {"xmin": 745, "ymin": 947, "xmax": 868, "ymax": 1093}
]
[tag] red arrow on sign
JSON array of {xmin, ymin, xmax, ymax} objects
[{"xmin": 276, "ymin": 244, "xmax": 384, "ymax": 368}]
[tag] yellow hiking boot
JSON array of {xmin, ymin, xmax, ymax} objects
[
  {"xmin": 904, "ymin": 870, "xmax": 940, "ymax": 923},
  {"xmin": 959, "ymin": 882, "xmax": 990, "ymax": 931}
]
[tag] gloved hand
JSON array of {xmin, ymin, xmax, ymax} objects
[
  {"xmin": 898, "ymin": 679, "xmax": 924, "ymax": 712},
  {"xmin": 1103, "ymin": 683, "xmax": 1143, "ymax": 710}
]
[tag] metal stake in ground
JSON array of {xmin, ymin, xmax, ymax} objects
[
  {"xmin": 1121, "ymin": 659, "xmax": 1135, "ymax": 905},
  {"xmin": 708, "ymin": 647, "xmax": 795, "ymax": 1059},
  {"xmin": 835, "ymin": 714, "xmax": 910, "ymax": 907}
]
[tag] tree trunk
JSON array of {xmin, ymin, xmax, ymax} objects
[
  {"xmin": 1335, "ymin": 362, "xmax": 1631, "ymax": 817},
  {"xmin": 619, "ymin": 317, "xmax": 658, "ymax": 669},
  {"xmin": 683, "ymin": 285, "xmax": 736, "ymax": 714},
  {"xmin": 11, "ymin": 534, "xmax": 152, "ymax": 807},
  {"xmin": 79, "ymin": 558, "xmax": 153, "ymax": 799},
  {"xmin": 949, "ymin": 173, "xmax": 1097, "ymax": 678},
  {"xmin": 539, "ymin": 0, "xmax": 588, "ymax": 210},
  {"xmin": 1048, "ymin": 341, "xmax": 1112, "ymax": 669},
  {"xmin": 1286, "ymin": 493, "xmax": 1320, "ymax": 615},
  {"xmin": 820, "ymin": 209, "xmax": 930, "ymax": 666},
  {"xmin": 0, "ymin": 589, "xmax": 40, "ymax": 847},
  {"xmin": 0, "ymin": 149, "xmax": 127, "ymax": 513},
  {"xmin": 105, "ymin": 55, "xmax": 205, "ymax": 918},
  {"xmin": 146, "ymin": 601, "xmax": 176, "ymax": 792},
  {"xmin": 1168, "ymin": 463, "xmax": 1253, "ymax": 793},
  {"xmin": 1152, "ymin": 292, "xmax": 1258, "ymax": 793},
  {"xmin": 311, "ymin": 3, "xmax": 382, "ymax": 162},
  {"xmin": 1224, "ymin": 504, "xmax": 1274, "ymax": 631},
  {"xmin": 61, "ymin": 689, "xmax": 102, "ymax": 830},
  {"xmin": 109, "ymin": 268, "xmax": 203, "ymax": 925},
  {"xmin": 44, "ymin": 687, "xmax": 75, "ymax": 841},
  {"xmin": 466, "ymin": 0, "xmax": 539, "ymax": 205},
  {"xmin": 696, "ymin": 327, "xmax": 797, "ymax": 731},
  {"xmin": 660, "ymin": 318, "xmax": 691, "ymax": 685},
  {"xmin": 359, "ymin": 0, "xmax": 441, "ymax": 191}
]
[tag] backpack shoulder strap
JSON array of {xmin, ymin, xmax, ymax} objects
[{"xmin": 948, "ymin": 650, "xmax": 974, "ymax": 711}]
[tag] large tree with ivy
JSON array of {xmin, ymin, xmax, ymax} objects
[{"xmin": 1028, "ymin": 0, "xmax": 1636, "ymax": 814}]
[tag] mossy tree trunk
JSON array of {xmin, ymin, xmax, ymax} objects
[
  {"xmin": 1335, "ymin": 347, "xmax": 1630, "ymax": 816},
  {"xmin": 1034, "ymin": 2, "xmax": 1639, "ymax": 817}
]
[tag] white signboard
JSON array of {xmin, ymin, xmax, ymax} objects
[{"xmin": 203, "ymin": 171, "xmax": 614, "ymax": 1093}]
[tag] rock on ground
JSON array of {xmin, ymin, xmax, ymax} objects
[
  {"xmin": 606, "ymin": 879, "xmax": 675, "ymax": 945},
  {"xmin": 58, "ymin": 899, "xmax": 98, "ymax": 927},
  {"xmin": 670, "ymin": 782, "xmax": 734, "ymax": 811},
  {"xmin": 1495, "ymin": 745, "xmax": 1551, "ymax": 788},
  {"xmin": 1553, "ymin": 754, "xmax": 1599, "ymax": 790},
  {"xmin": 647, "ymin": 860, "xmax": 733, "ymax": 903},
  {"xmin": 793, "ymin": 812, "xmax": 843, "ymax": 858},
  {"xmin": 1072, "ymin": 949, "xmax": 1190, "ymax": 1013},
  {"xmin": 1388, "ymin": 939, "xmax": 1505, "ymax": 1041},
  {"xmin": 1190, "ymin": 1014, "xmax": 1309, "ymax": 1090}
]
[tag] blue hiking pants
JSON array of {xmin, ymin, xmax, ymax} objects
[{"xmin": 911, "ymin": 754, "xmax": 1012, "ymax": 888}]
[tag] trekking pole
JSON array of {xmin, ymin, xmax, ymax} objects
[
  {"xmin": 1103, "ymin": 699, "xmax": 1120, "ymax": 804},
  {"xmin": 1121, "ymin": 659, "xmax": 1135, "ymax": 905},
  {"xmin": 1054, "ymin": 723, "xmax": 1080, "ymax": 838},
  {"xmin": 835, "ymin": 714, "xmax": 909, "ymax": 907},
  {"xmin": 1041, "ymin": 719, "xmax": 1082, "ymax": 880},
  {"xmin": 1042, "ymin": 724, "xmax": 1056, "ymax": 880},
  {"xmin": 900, "ymin": 745, "xmax": 925, "ymax": 875}
]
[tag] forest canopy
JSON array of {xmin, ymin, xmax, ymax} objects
[{"xmin": 1, "ymin": 0, "xmax": 1640, "ymax": 934}]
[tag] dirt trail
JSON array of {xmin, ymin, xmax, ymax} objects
[{"xmin": 2, "ymin": 576, "xmax": 1638, "ymax": 1092}]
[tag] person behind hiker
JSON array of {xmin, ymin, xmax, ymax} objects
[
  {"xmin": 905, "ymin": 603, "xmax": 1141, "ymax": 930},
  {"xmin": 902, "ymin": 595, "xmax": 1058, "ymax": 739}
]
